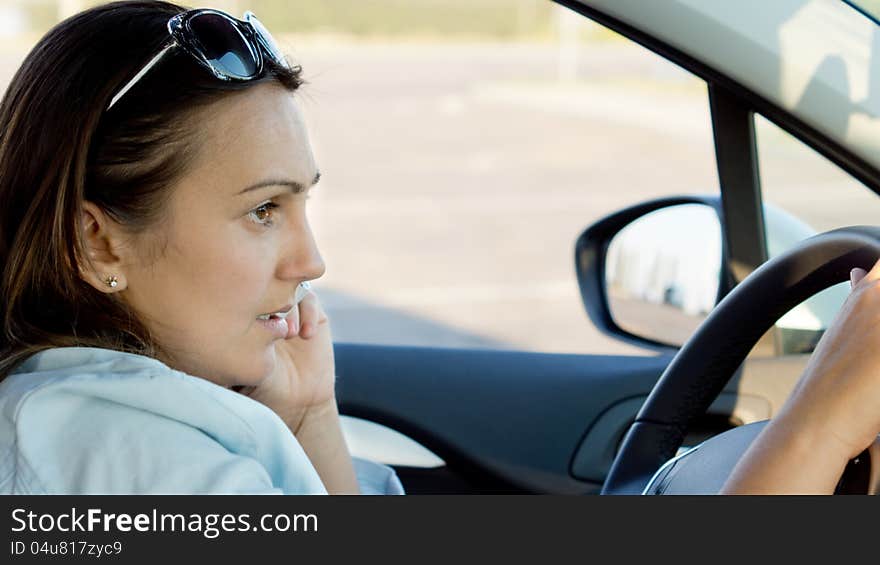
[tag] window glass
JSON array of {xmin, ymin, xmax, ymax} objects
[
  {"xmin": 756, "ymin": 114, "xmax": 880, "ymax": 353},
  {"xmin": 296, "ymin": 6, "xmax": 727, "ymax": 356},
  {"xmin": 296, "ymin": 4, "xmax": 722, "ymax": 355}
]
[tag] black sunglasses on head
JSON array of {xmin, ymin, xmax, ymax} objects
[{"xmin": 107, "ymin": 9, "xmax": 290, "ymax": 110}]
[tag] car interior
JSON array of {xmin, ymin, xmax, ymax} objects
[{"xmin": 327, "ymin": 0, "xmax": 880, "ymax": 495}]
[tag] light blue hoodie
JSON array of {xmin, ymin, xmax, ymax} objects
[{"xmin": 0, "ymin": 347, "xmax": 402, "ymax": 495}]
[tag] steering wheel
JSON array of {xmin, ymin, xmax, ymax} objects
[{"xmin": 601, "ymin": 226, "xmax": 880, "ymax": 495}]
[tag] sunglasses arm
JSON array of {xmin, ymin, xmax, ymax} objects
[{"xmin": 107, "ymin": 40, "xmax": 177, "ymax": 110}]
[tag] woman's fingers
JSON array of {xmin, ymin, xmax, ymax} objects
[
  {"xmin": 285, "ymin": 299, "xmax": 301, "ymax": 338},
  {"xmin": 860, "ymin": 257, "xmax": 880, "ymax": 284},
  {"xmin": 297, "ymin": 289, "xmax": 322, "ymax": 339},
  {"xmin": 851, "ymin": 267, "xmax": 868, "ymax": 289},
  {"xmin": 283, "ymin": 285, "xmax": 327, "ymax": 340},
  {"xmin": 848, "ymin": 257, "xmax": 880, "ymax": 289}
]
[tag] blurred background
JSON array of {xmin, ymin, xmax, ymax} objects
[{"xmin": 2, "ymin": 0, "xmax": 880, "ymax": 357}]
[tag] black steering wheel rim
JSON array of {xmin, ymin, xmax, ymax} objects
[{"xmin": 601, "ymin": 225, "xmax": 880, "ymax": 495}]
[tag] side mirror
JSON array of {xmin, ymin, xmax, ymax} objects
[
  {"xmin": 576, "ymin": 198, "xmax": 723, "ymax": 348},
  {"xmin": 575, "ymin": 196, "xmax": 849, "ymax": 351}
]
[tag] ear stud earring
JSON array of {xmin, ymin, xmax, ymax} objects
[{"xmin": 105, "ymin": 275, "xmax": 119, "ymax": 288}]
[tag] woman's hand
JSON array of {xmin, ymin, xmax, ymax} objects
[
  {"xmin": 723, "ymin": 260, "xmax": 880, "ymax": 493},
  {"xmin": 236, "ymin": 287, "xmax": 360, "ymax": 493},
  {"xmin": 238, "ymin": 288, "xmax": 336, "ymax": 434},
  {"xmin": 777, "ymin": 261, "xmax": 880, "ymax": 462}
]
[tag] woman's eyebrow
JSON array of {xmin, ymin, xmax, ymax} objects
[{"xmin": 237, "ymin": 171, "xmax": 321, "ymax": 195}]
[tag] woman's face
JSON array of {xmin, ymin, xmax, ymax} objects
[{"xmin": 121, "ymin": 83, "xmax": 324, "ymax": 388}]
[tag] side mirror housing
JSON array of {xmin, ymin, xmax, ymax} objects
[
  {"xmin": 575, "ymin": 197, "xmax": 724, "ymax": 349},
  {"xmin": 575, "ymin": 196, "xmax": 851, "ymax": 352}
]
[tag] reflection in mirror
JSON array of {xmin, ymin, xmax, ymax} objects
[{"xmin": 605, "ymin": 204, "xmax": 721, "ymax": 346}]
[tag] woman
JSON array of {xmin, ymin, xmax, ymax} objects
[{"xmin": 0, "ymin": 1, "xmax": 401, "ymax": 494}]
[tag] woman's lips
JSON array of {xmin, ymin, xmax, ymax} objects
[{"xmin": 256, "ymin": 315, "xmax": 288, "ymax": 339}]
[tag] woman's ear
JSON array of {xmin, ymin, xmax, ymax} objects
[{"xmin": 79, "ymin": 201, "xmax": 128, "ymax": 293}]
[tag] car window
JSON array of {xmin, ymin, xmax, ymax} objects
[
  {"xmin": 755, "ymin": 113, "xmax": 880, "ymax": 353},
  {"xmin": 301, "ymin": 5, "xmax": 721, "ymax": 356}
]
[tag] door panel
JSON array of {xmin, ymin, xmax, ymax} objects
[
  {"xmin": 335, "ymin": 344, "xmax": 808, "ymax": 493},
  {"xmin": 335, "ymin": 343, "xmax": 673, "ymax": 494}
]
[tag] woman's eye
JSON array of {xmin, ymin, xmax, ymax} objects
[{"xmin": 249, "ymin": 202, "xmax": 279, "ymax": 226}]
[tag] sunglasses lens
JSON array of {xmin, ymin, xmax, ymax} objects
[
  {"xmin": 246, "ymin": 12, "xmax": 289, "ymax": 69},
  {"xmin": 189, "ymin": 13, "xmax": 258, "ymax": 78}
]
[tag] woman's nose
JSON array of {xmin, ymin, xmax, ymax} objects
[{"xmin": 277, "ymin": 220, "xmax": 325, "ymax": 282}]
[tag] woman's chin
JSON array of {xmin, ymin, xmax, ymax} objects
[
  {"xmin": 239, "ymin": 347, "xmax": 278, "ymax": 386},
  {"xmin": 192, "ymin": 348, "xmax": 278, "ymax": 390}
]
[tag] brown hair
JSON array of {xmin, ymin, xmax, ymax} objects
[{"xmin": 0, "ymin": 1, "xmax": 304, "ymax": 380}]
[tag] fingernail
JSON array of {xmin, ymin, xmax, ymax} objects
[{"xmin": 850, "ymin": 268, "xmax": 863, "ymax": 288}]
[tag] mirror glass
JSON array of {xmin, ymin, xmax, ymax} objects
[{"xmin": 605, "ymin": 204, "xmax": 721, "ymax": 345}]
